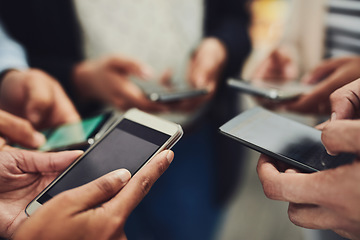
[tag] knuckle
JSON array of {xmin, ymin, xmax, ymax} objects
[
  {"xmin": 139, "ymin": 176, "xmax": 153, "ymax": 196},
  {"xmin": 287, "ymin": 205, "xmax": 302, "ymax": 226},
  {"xmin": 95, "ymin": 178, "xmax": 116, "ymax": 195}
]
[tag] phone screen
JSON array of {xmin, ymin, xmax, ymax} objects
[
  {"xmin": 220, "ymin": 107, "xmax": 355, "ymax": 172},
  {"xmin": 39, "ymin": 114, "xmax": 109, "ymax": 151},
  {"xmin": 37, "ymin": 118, "xmax": 170, "ymax": 204}
]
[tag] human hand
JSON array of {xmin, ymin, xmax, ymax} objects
[
  {"xmin": 0, "ymin": 110, "xmax": 46, "ymax": 148},
  {"xmin": 73, "ymin": 55, "xmax": 169, "ymax": 112},
  {"xmin": 280, "ymin": 57, "xmax": 360, "ymax": 115},
  {"xmin": 170, "ymin": 38, "xmax": 226, "ymax": 112},
  {"xmin": 0, "ymin": 69, "xmax": 81, "ymax": 129},
  {"xmin": 257, "ymin": 119, "xmax": 360, "ymax": 239},
  {"xmin": 14, "ymin": 150, "xmax": 174, "ymax": 240},
  {"xmin": 0, "ymin": 150, "xmax": 82, "ymax": 239},
  {"xmin": 252, "ymin": 47, "xmax": 298, "ymax": 84}
]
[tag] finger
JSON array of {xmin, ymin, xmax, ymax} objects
[
  {"xmin": 107, "ymin": 56, "xmax": 153, "ymax": 79},
  {"xmin": 159, "ymin": 69, "xmax": 173, "ymax": 88},
  {"xmin": 0, "ymin": 110, "xmax": 46, "ymax": 148},
  {"xmin": 47, "ymin": 82, "xmax": 81, "ymax": 126},
  {"xmin": 104, "ymin": 150, "xmax": 174, "ymax": 218},
  {"xmin": 321, "ymin": 120, "xmax": 360, "ymax": 155},
  {"xmin": 329, "ymin": 79, "xmax": 360, "ymax": 120},
  {"xmin": 287, "ymin": 203, "xmax": 341, "ymax": 230},
  {"xmin": 315, "ymin": 120, "xmax": 330, "ymax": 131},
  {"xmin": 14, "ymin": 150, "xmax": 83, "ymax": 173},
  {"xmin": 24, "ymin": 77, "xmax": 53, "ymax": 125},
  {"xmin": 257, "ymin": 154, "xmax": 328, "ymax": 204},
  {"xmin": 301, "ymin": 58, "xmax": 348, "ymax": 84},
  {"xmin": 57, "ymin": 169, "xmax": 131, "ymax": 212}
]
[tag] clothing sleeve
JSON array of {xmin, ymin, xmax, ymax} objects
[
  {"xmin": 0, "ymin": 20, "xmax": 28, "ymax": 73},
  {"xmin": 204, "ymin": 0, "xmax": 251, "ymax": 77}
]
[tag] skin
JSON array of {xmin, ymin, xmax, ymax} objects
[
  {"xmin": 73, "ymin": 37, "xmax": 227, "ymax": 113},
  {"xmin": 281, "ymin": 57, "xmax": 360, "ymax": 115},
  {"xmin": 170, "ymin": 37, "xmax": 227, "ymax": 112},
  {"xmin": 0, "ymin": 110, "xmax": 45, "ymax": 149},
  {"xmin": 0, "ymin": 150, "xmax": 83, "ymax": 239},
  {"xmin": 0, "ymin": 69, "xmax": 81, "ymax": 129},
  {"xmin": 73, "ymin": 55, "xmax": 170, "ymax": 112},
  {"xmin": 257, "ymin": 79, "xmax": 360, "ymax": 239},
  {"xmin": 13, "ymin": 150, "xmax": 174, "ymax": 240}
]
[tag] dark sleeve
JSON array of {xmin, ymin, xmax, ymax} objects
[
  {"xmin": 0, "ymin": 0, "xmax": 83, "ymax": 100},
  {"xmin": 204, "ymin": 0, "xmax": 251, "ymax": 77}
]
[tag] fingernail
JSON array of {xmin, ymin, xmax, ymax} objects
[
  {"xmin": 33, "ymin": 132, "xmax": 46, "ymax": 146},
  {"xmin": 330, "ymin": 112, "xmax": 337, "ymax": 122},
  {"xmin": 325, "ymin": 148, "xmax": 337, "ymax": 156},
  {"xmin": 166, "ymin": 150, "xmax": 174, "ymax": 164},
  {"xmin": 116, "ymin": 169, "xmax": 131, "ymax": 183}
]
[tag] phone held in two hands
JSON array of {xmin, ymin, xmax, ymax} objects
[
  {"xmin": 220, "ymin": 107, "xmax": 355, "ymax": 173},
  {"xmin": 26, "ymin": 108, "xmax": 183, "ymax": 216}
]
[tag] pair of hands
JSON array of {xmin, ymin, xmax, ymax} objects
[
  {"xmin": 0, "ymin": 148, "xmax": 173, "ymax": 240},
  {"xmin": 73, "ymin": 38, "xmax": 226, "ymax": 113},
  {"xmin": 253, "ymin": 48, "xmax": 360, "ymax": 115},
  {"xmin": 0, "ymin": 69, "xmax": 80, "ymax": 148},
  {"xmin": 257, "ymin": 79, "xmax": 360, "ymax": 239}
]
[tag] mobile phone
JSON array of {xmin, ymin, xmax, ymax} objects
[
  {"xmin": 148, "ymin": 88, "xmax": 208, "ymax": 102},
  {"xmin": 25, "ymin": 108, "xmax": 183, "ymax": 216},
  {"xmin": 219, "ymin": 107, "xmax": 355, "ymax": 172},
  {"xmin": 227, "ymin": 78, "xmax": 312, "ymax": 101},
  {"xmin": 38, "ymin": 112, "xmax": 116, "ymax": 152}
]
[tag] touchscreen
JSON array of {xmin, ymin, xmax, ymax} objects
[
  {"xmin": 38, "ymin": 119, "xmax": 170, "ymax": 204},
  {"xmin": 220, "ymin": 107, "xmax": 355, "ymax": 172},
  {"xmin": 39, "ymin": 114, "xmax": 108, "ymax": 151}
]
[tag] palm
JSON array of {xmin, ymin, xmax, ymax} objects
[{"xmin": 0, "ymin": 150, "xmax": 81, "ymax": 239}]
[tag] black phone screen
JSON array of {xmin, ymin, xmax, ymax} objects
[
  {"xmin": 38, "ymin": 119, "xmax": 170, "ymax": 204},
  {"xmin": 220, "ymin": 107, "xmax": 355, "ymax": 172}
]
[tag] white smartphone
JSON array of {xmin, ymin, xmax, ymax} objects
[
  {"xmin": 219, "ymin": 107, "xmax": 355, "ymax": 172},
  {"xmin": 148, "ymin": 88, "xmax": 208, "ymax": 102},
  {"xmin": 25, "ymin": 108, "xmax": 183, "ymax": 216},
  {"xmin": 227, "ymin": 78, "xmax": 313, "ymax": 101}
]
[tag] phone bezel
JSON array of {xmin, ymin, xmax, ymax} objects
[{"xmin": 25, "ymin": 108, "xmax": 183, "ymax": 216}]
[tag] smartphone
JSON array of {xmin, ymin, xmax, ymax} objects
[
  {"xmin": 227, "ymin": 78, "xmax": 312, "ymax": 101},
  {"xmin": 148, "ymin": 88, "xmax": 208, "ymax": 102},
  {"xmin": 38, "ymin": 112, "xmax": 116, "ymax": 152},
  {"xmin": 219, "ymin": 107, "xmax": 355, "ymax": 172},
  {"xmin": 25, "ymin": 108, "xmax": 183, "ymax": 216}
]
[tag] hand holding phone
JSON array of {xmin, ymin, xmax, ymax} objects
[
  {"xmin": 227, "ymin": 78, "xmax": 313, "ymax": 101},
  {"xmin": 26, "ymin": 108, "xmax": 183, "ymax": 215},
  {"xmin": 14, "ymin": 150, "xmax": 174, "ymax": 240},
  {"xmin": 219, "ymin": 107, "xmax": 355, "ymax": 172}
]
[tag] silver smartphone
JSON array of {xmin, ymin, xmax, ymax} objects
[
  {"xmin": 219, "ymin": 107, "xmax": 355, "ymax": 172},
  {"xmin": 227, "ymin": 78, "xmax": 312, "ymax": 101},
  {"xmin": 26, "ymin": 108, "xmax": 183, "ymax": 216},
  {"xmin": 148, "ymin": 88, "xmax": 208, "ymax": 102}
]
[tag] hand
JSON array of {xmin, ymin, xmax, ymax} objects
[
  {"xmin": 14, "ymin": 150, "xmax": 174, "ymax": 240},
  {"xmin": 280, "ymin": 57, "xmax": 360, "ymax": 115},
  {"xmin": 0, "ymin": 110, "xmax": 46, "ymax": 148},
  {"xmin": 73, "ymin": 55, "xmax": 169, "ymax": 112},
  {"xmin": 170, "ymin": 38, "xmax": 226, "ymax": 112},
  {"xmin": 252, "ymin": 47, "xmax": 299, "ymax": 83},
  {"xmin": 0, "ymin": 69, "xmax": 81, "ymax": 129},
  {"xmin": 257, "ymin": 119, "xmax": 360, "ymax": 239},
  {"xmin": 0, "ymin": 150, "xmax": 82, "ymax": 239}
]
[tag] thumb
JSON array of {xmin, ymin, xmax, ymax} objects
[
  {"xmin": 56, "ymin": 169, "xmax": 131, "ymax": 212},
  {"xmin": 321, "ymin": 120, "xmax": 360, "ymax": 156}
]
